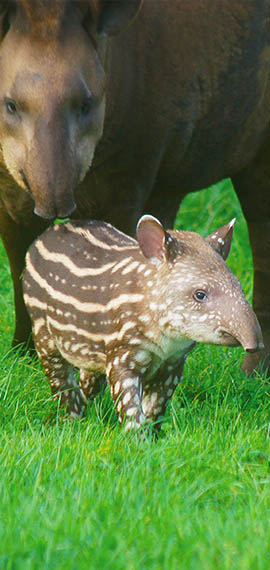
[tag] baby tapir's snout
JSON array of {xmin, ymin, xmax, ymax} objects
[
  {"xmin": 23, "ymin": 215, "xmax": 263, "ymax": 433},
  {"xmin": 214, "ymin": 293, "xmax": 263, "ymax": 354}
]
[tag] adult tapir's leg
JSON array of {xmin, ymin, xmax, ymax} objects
[
  {"xmin": 232, "ymin": 136, "xmax": 270, "ymax": 373},
  {"xmin": 0, "ymin": 205, "xmax": 42, "ymax": 347}
]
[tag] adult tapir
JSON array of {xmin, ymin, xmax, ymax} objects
[{"xmin": 0, "ymin": 0, "xmax": 270, "ymax": 373}]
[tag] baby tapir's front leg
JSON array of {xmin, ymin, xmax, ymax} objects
[
  {"xmin": 106, "ymin": 350, "xmax": 147, "ymax": 431},
  {"xmin": 142, "ymin": 360, "xmax": 185, "ymax": 432}
]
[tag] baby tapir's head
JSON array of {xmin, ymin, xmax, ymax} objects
[{"xmin": 136, "ymin": 216, "xmax": 263, "ymax": 353}]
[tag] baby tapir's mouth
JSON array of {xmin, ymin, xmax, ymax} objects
[
  {"xmin": 219, "ymin": 330, "xmax": 241, "ymax": 347},
  {"xmin": 219, "ymin": 329, "xmax": 264, "ymax": 353}
]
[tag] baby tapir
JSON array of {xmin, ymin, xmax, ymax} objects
[{"xmin": 23, "ymin": 216, "xmax": 263, "ymax": 432}]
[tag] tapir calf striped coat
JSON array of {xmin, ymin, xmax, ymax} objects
[{"xmin": 23, "ymin": 215, "xmax": 263, "ymax": 432}]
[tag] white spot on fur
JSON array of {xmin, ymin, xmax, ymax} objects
[
  {"xmin": 123, "ymin": 392, "xmax": 131, "ymax": 405},
  {"xmin": 124, "ymin": 419, "xmax": 141, "ymax": 431},
  {"xmin": 128, "ymin": 338, "xmax": 141, "ymax": 346},
  {"xmin": 135, "ymin": 350, "xmax": 151, "ymax": 365},
  {"xmin": 137, "ymin": 264, "xmax": 147, "ymax": 273},
  {"xmin": 134, "ymin": 394, "xmax": 140, "ymax": 405},
  {"xmin": 126, "ymin": 407, "xmax": 138, "ymax": 417},
  {"xmin": 122, "ymin": 378, "xmax": 135, "ymax": 389},
  {"xmin": 151, "ymin": 392, "xmax": 158, "ymax": 404},
  {"xmin": 138, "ymin": 314, "xmax": 151, "ymax": 324},
  {"xmin": 33, "ymin": 317, "xmax": 46, "ymax": 336},
  {"xmin": 120, "ymin": 352, "xmax": 129, "ymax": 363},
  {"xmin": 165, "ymin": 375, "xmax": 172, "ymax": 386}
]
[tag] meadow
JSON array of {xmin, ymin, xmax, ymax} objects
[{"xmin": 0, "ymin": 179, "xmax": 270, "ymax": 569}]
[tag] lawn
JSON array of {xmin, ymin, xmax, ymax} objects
[{"xmin": 0, "ymin": 179, "xmax": 270, "ymax": 569}]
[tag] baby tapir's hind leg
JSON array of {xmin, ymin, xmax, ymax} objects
[
  {"xmin": 41, "ymin": 352, "xmax": 86, "ymax": 417},
  {"xmin": 33, "ymin": 325, "xmax": 86, "ymax": 417},
  {"xmin": 34, "ymin": 336, "xmax": 85, "ymax": 417},
  {"xmin": 79, "ymin": 370, "xmax": 106, "ymax": 402}
]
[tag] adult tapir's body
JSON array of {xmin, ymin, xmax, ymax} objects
[{"xmin": 0, "ymin": 0, "xmax": 269, "ymax": 372}]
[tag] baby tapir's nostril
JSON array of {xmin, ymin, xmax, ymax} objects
[{"xmin": 245, "ymin": 341, "xmax": 264, "ymax": 354}]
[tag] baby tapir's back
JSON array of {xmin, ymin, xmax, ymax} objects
[{"xmin": 24, "ymin": 220, "xmax": 144, "ymax": 346}]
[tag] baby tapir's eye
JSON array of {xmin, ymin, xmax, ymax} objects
[{"xmin": 194, "ymin": 290, "xmax": 208, "ymax": 302}]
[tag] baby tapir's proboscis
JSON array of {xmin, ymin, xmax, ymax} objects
[{"xmin": 23, "ymin": 216, "xmax": 263, "ymax": 432}]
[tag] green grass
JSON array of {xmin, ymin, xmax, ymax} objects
[{"xmin": 1, "ymin": 179, "xmax": 270, "ymax": 569}]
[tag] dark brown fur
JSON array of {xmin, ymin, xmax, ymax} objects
[
  {"xmin": 20, "ymin": 1, "xmax": 65, "ymax": 38},
  {"xmin": 0, "ymin": 0, "xmax": 269, "ymax": 373}
]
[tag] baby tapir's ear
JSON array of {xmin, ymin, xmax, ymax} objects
[
  {"xmin": 136, "ymin": 215, "xmax": 178, "ymax": 264},
  {"xmin": 206, "ymin": 218, "xmax": 235, "ymax": 260}
]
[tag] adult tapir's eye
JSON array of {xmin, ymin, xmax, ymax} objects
[
  {"xmin": 5, "ymin": 99, "xmax": 18, "ymax": 115},
  {"xmin": 80, "ymin": 97, "xmax": 92, "ymax": 117},
  {"xmin": 194, "ymin": 290, "xmax": 208, "ymax": 302}
]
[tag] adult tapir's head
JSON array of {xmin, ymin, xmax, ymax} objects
[{"xmin": 0, "ymin": 0, "xmax": 141, "ymax": 219}]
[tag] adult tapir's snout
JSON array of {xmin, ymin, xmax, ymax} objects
[{"xmin": 23, "ymin": 116, "xmax": 77, "ymax": 220}]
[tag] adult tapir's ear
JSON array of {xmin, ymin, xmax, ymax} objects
[
  {"xmin": 0, "ymin": 0, "xmax": 16, "ymax": 39},
  {"xmin": 97, "ymin": 0, "xmax": 142, "ymax": 36},
  {"xmin": 205, "ymin": 218, "xmax": 235, "ymax": 260},
  {"xmin": 136, "ymin": 215, "xmax": 178, "ymax": 264}
]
